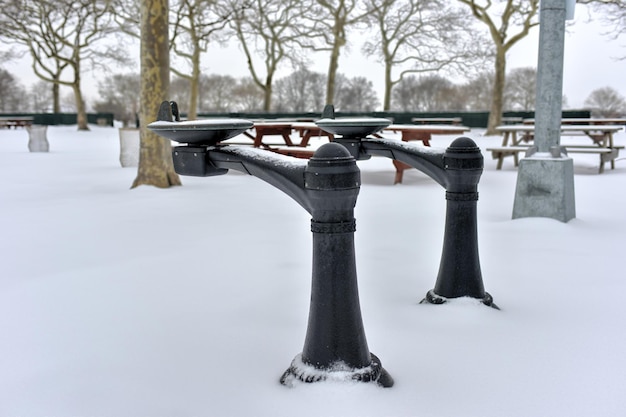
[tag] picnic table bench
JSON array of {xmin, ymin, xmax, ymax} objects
[
  {"xmin": 523, "ymin": 118, "xmax": 626, "ymax": 126},
  {"xmin": 486, "ymin": 145, "xmax": 624, "ymax": 173},
  {"xmin": 0, "ymin": 117, "xmax": 34, "ymax": 129},
  {"xmin": 381, "ymin": 124, "xmax": 471, "ymax": 183},
  {"xmin": 290, "ymin": 122, "xmax": 334, "ymax": 147},
  {"xmin": 227, "ymin": 121, "xmax": 473, "ymax": 184},
  {"xmin": 487, "ymin": 124, "xmax": 624, "ymax": 173},
  {"xmin": 241, "ymin": 122, "xmax": 296, "ymax": 148}
]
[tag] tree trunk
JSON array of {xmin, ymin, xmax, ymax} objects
[
  {"xmin": 486, "ymin": 45, "xmax": 506, "ymax": 135},
  {"xmin": 263, "ymin": 74, "xmax": 273, "ymax": 111},
  {"xmin": 326, "ymin": 45, "xmax": 339, "ymax": 104},
  {"xmin": 326, "ymin": 41, "xmax": 341, "ymax": 105},
  {"xmin": 73, "ymin": 72, "xmax": 89, "ymax": 131},
  {"xmin": 188, "ymin": 48, "xmax": 201, "ymax": 120},
  {"xmin": 52, "ymin": 81, "xmax": 60, "ymax": 113},
  {"xmin": 132, "ymin": 0, "xmax": 181, "ymax": 189},
  {"xmin": 383, "ymin": 59, "xmax": 393, "ymax": 111}
]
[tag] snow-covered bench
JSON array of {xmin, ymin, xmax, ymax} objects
[{"xmin": 486, "ymin": 145, "xmax": 624, "ymax": 173}]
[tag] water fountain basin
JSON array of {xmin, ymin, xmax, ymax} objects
[
  {"xmin": 147, "ymin": 119, "xmax": 253, "ymax": 145},
  {"xmin": 315, "ymin": 117, "xmax": 391, "ymax": 138}
]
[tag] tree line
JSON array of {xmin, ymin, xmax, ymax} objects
[
  {"xmin": 0, "ymin": 0, "xmax": 541, "ymax": 132},
  {"xmin": 3, "ymin": 64, "xmax": 626, "ymax": 127},
  {"xmin": 0, "ymin": 0, "xmax": 624, "ymax": 132},
  {"xmin": 92, "ymin": 67, "xmax": 543, "ymax": 125}
]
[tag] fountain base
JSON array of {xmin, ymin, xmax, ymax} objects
[
  {"xmin": 420, "ymin": 289, "xmax": 499, "ymax": 309},
  {"xmin": 280, "ymin": 353, "xmax": 393, "ymax": 388}
]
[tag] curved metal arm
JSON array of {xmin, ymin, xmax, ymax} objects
[
  {"xmin": 208, "ymin": 146, "xmax": 312, "ymax": 213},
  {"xmin": 360, "ymin": 138, "xmax": 449, "ymax": 187}
]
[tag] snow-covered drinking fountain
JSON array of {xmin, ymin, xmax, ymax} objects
[
  {"xmin": 148, "ymin": 100, "xmax": 494, "ymax": 388},
  {"xmin": 149, "ymin": 101, "xmax": 393, "ymax": 387},
  {"xmin": 317, "ymin": 104, "xmax": 496, "ymax": 309}
]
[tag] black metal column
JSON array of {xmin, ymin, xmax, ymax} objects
[
  {"xmin": 280, "ymin": 143, "xmax": 393, "ymax": 387},
  {"xmin": 424, "ymin": 138, "xmax": 497, "ymax": 308}
]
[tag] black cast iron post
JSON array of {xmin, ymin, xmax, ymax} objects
[
  {"xmin": 319, "ymin": 106, "xmax": 496, "ymax": 308},
  {"xmin": 149, "ymin": 101, "xmax": 393, "ymax": 387}
]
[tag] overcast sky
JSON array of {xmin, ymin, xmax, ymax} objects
[{"xmin": 3, "ymin": 3, "xmax": 624, "ymax": 111}]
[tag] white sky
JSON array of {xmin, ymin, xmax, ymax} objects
[{"xmin": 3, "ymin": 3, "xmax": 624, "ymax": 110}]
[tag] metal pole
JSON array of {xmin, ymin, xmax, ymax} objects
[
  {"xmin": 282, "ymin": 143, "xmax": 393, "ymax": 387},
  {"xmin": 534, "ymin": 0, "xmax": 567, "ymax": 153},
  {"xmin": 512, "ymin": 0, "xmax": 576, "ymax": 222},
  {"xmin": 351, "ymin": 137, "xmax": 496, "ymax": 307}
]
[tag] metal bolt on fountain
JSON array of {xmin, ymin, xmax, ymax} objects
[
  {"xmin": 148, "ymin": 101, "xmax": 393, "ymax": 387},
  {"xmin": 316, "ymin": 105, "xmax": 497, "ymax": 309}
]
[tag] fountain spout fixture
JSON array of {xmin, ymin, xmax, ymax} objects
[
  {"xmin": 317, "ymin": 105, "xmax": 497, "ymax": 308},
  {"xmin": 148, "ymin": 101, "xmax": 393, "ymax": 387}
]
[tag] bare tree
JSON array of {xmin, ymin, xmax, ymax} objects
[
  {"xmin": 0, "ymin": 69, "xmax": 28, "ymax": 112},
  {"xmin": 93, "ymin": 73, "xmax": 141, "ymax": 126},
  {"xmin": 391, "ymin": 75, "xmax": 420, "ymax": 112},
  {"xmin": 132, "ymin": 0, "xmax": 181, "ymax": 188},
  {"xmin": 272, "ymin": 68, "xmax": 326, "ymax": 112},
  {"xmin": 584, "ymin": 86, "xmax": 626, "ymax": 117},
  {"xmin": 362, "ymin": 0, "xmax": 487, "ymax": 111},
  {"xmin": 504, "ymin": 67, "xmax": 536, "ymax": 111},
  {"xmin": 1, "ymin": 0, "xmax": 125, "ymax": 130},
  {"xmin": 229, "ymin": 0, "xmax": 305, "ymax": 111},
  {"xmin": 579, "ymin": 1, "xmax": 626, "ymax": 44},
  {"xmin": 169, "ymin": 76, "xmax": 192, "ymax": 114},
  {"xmin": 30, "ymin": 80, "xmax": 55, "ymax": 112},
  {"xmin": 230, "ymin": 77, "xmax": 265, "ymax": 111},
  {"xmin": 391, "ymin": 74, "xmax": 464, "ymax": 112},
  {"xmin": 334, "ymin": 74, "xmax": 380, "ymax": 111},
  {"xmin": 198, "ymin": 74, "xmax": 239, "ymax": 112},
  {"xmin": 458, "ymin": 0, "xmax": 539, "ymax": 134},
  {"xmin": 110, "ymin": 0, "xmax": 142, "ymax": 37},
  {"xmin": 461, "ymin": 71, "xmax": 494, "ymax": 111},
  {"xmin": 170, "ymin": 0, "xmax": 231, "ymax": 119},
  {"xmin": 296, "ymin": 0, "xmax": 368, "ymax": 106}
]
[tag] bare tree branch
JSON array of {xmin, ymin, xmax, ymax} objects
[
  {"xmin": 457, "ymin": 0, "xmax": 539, "ymax": 133},
  {"xmin": 228, "ymin": 0, "xmax": 303, "ymax": 111},
  {"xmin": 1, "ymin": 0, "xmax": 124, "ymax": 129}
]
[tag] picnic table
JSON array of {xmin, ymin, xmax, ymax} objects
[
  {"xmin": 522, "ymin": 118, "xmax": 626, "ymax": 126},
  {"xmin": 231, "ymin": 121, "xmax": 473, "ymax": 184},
  {"xmin": 487, "ymin": 124, "xmax": 624, "ymax": 173},
  {"xmin": 0, "ymin": 116, "xmax": 34, "ymax": 129},
  {"xmin": 291, "ymin": 122, "xmax": 334, "ymax": 147},
  {"xmin": 381, "ymin": 124, "xmax": 471, "ymax": 183},
  {"xmin": 240, "ymin": 122, "xmax": 296, "ymax": 148},
  {"xmin": 412, "ymin": 117, "xmax": 462, "ymax": 125},
  {"xmin": 241, "ymin": 121, "xmax": 336, "ymax": 149},
  {"xmin": 383, "ymin": 124, "xmax": 470, "ymax": 146}
]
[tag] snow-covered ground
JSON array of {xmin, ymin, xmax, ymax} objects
[{"xmin": 1, "ymin": 125, "xmax": 625, "ymax": 417}]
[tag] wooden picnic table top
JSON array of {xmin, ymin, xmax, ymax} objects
[
  {"xmin": 412, "ymin": 117, "xmax": 462, "ymax": 125},
  {"xmin": 290, "ymin": 122, "xmax": 322, "ymax": 130},
  {"xmin": 522, "ymin": 118, "xmax": 626, "ymax": 125},
  {"xmin": 496, "ymin": 124, "xmax": 625, "ymax": 133},
  {"xmin": 252, "ymin": 122, "xmax": 293, "ymax": 128},
  {"xmin": 385, "ymin": 124, "xmax": 470, "ymax": 133},
  {"xmin": 0, "ymin": 116, "xmax": 34, "ymax": 121},
  {"xmin": 0, "ymin": 116, "xmax": 34, "ymax": 128},
  {"xmin": 496, "ymin": 124, "xmax": 624, "ymax": 148}
]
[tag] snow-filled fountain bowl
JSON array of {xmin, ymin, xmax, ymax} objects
[
  {"xmin": 147, "ymin": 118, "xmax": 253, "ymax": 146},
  {"xmin": 315, "ymin": 117, "xmax": 391, "ymax": 138}
]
